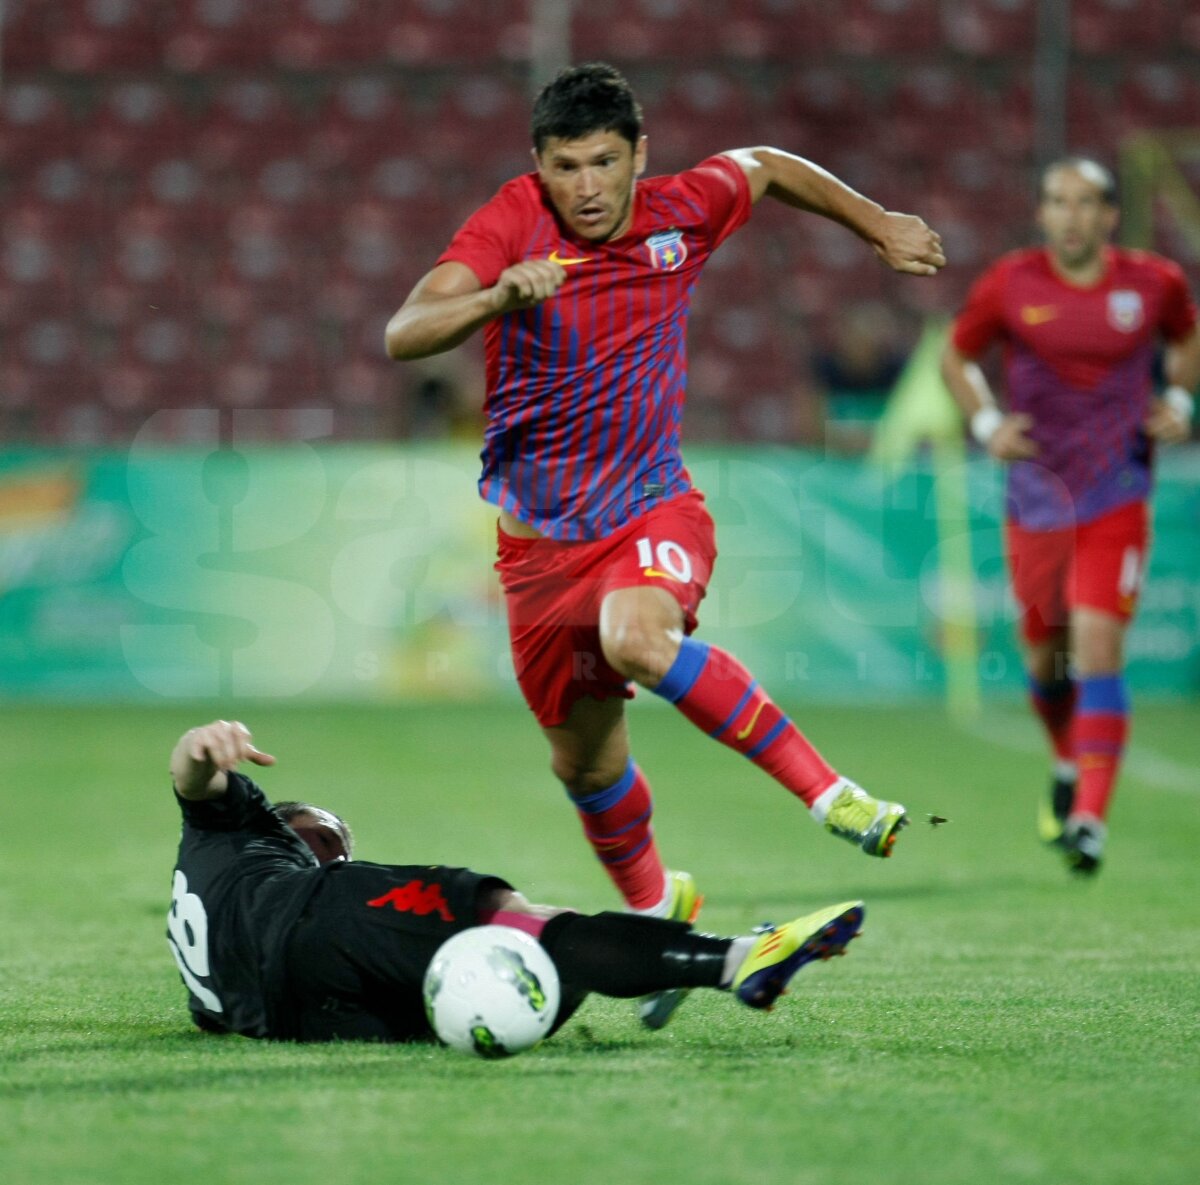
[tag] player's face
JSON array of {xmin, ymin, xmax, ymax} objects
[
  {"xmin": 534, "ymin": 130, "xmax": 647, "ymax": 242},
  {"xmin": 288, "ymin": 808, "xmax": 352, "ymax": 865},
  {"xmin": 1037, "ymin": 167, "xmax": 1118, "ymax": 270}
]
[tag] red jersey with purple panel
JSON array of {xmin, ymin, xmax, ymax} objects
[
  {"xmin": 436, "ymin": 155, "xmax": 753, "ymax": 541},
  {"xmin": 952, "ymin": 246, "xmax": 1198, "ymax": 530}
]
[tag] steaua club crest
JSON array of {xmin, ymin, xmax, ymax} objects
[
  {"xmin": 645, "ymin": 229, "xmax": 687, "ymax": 271},
  {"xmin": 1107, "ymin": 289, "xmax": 1145, "ymax": 333}
]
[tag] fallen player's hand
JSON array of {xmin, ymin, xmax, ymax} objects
[
  {"xmin": 172, "ymin": 720, "xmax": 276, "ymax": 798},
  {"xmin": 185, "ymin": 720, "xmax": 276, "ymax": 771},
  {"xmin": 872, "ymin": 212, "xmax": 946, "ymax": 276},
  {"xmin": 988, "ymin": 413, "xmax": 1039, "ymax": 461}
]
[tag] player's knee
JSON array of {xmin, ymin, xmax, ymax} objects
[
  {"xmin": 551, "ymin": 753, "xmax": 620, "ymax": 797},
  {"xmin": 599, "ymin": 620, "xmax": 675, "ymax": 685},
  {"xmin": 1071, "ymin": 611, "xmax": 1125, "ymax": 674},
  {"xmin": 1025, "ymin": 643, "xmax": 1069, "ymax": 684},
  {"xmin": 1074, "ymin": 639, "xmax": 1124, "ymax": 675},
  {"xmin": 599, "ymin": 587, "xmax": 684, "ymax": 686}
]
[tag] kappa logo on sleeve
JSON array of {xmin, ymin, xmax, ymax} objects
[
  {"xmin": 645, "ymin": 229, "xmax": 687, "ymax": 271},
  {"xmin": 367, "ymin": 879, "xmax": 456, "ymax": 921}
]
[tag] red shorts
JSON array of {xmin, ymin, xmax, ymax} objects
[
  {"xmin": 495, "ymin": 491, "xmax": 718, "ymax": 728},
  {"xmin": 1005, "ymin": 500, "xmax": 1150, "ymax": 645}
]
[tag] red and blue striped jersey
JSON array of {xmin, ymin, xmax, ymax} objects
[
  {"xmin": 436, "ymin": 154, "xmax": 752, "ymax": 540},
  {"xmin": 952, "ymin": 246, "xmax": 1197, "ymax": 529}
]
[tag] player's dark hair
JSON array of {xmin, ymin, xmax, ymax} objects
[
  {"xmin": 1040, "ymin": 157, "xmax": 1118, "ymax": 205},
  {"xmin": 531, "ymin": 62, "xmax": 643, "ymax": 153},
  {"xmin": 272, "ymin": 801, "xmax": 354, "ymax": 857}
]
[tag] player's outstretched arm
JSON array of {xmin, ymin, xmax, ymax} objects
[
  {"xmin": 941, "ymin": 340, "xmax": 1037, "ymax": 461},
  {"xmin": 722, "ymin": 146, "xmax": 945, "ymax": 276},
  {"xmin": 384, "ymin": 259, "xmax": 568, "ymax": 360},
  {"xmin": 170, "ymin": 720, "xmax": 276, "ymax": 801}
]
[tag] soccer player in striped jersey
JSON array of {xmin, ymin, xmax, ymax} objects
[
  {"xmin": 386, "ymin": 63, "xmax": 944, "ymax": 1024},
  {"xmin": 942, "ymin": 157, "xmax": 1200, "ymax": 875}
]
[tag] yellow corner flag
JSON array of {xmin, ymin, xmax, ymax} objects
[
  {"xmin": 868, "ymin": 318, "xmax": 959, "ymax": 465},
  {"xmin": 869, "ymin": 317, "xmax": 981, "ymax": 718}
]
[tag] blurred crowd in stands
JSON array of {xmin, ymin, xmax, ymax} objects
[{"xmin": 2, "ymin": 0, "xmax": 1198, "ymax": 447}]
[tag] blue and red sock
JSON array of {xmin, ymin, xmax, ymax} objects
[
  {"xmin": 569, "ymin": 759, "xmax": 664, "ymax": 910},
  {"xmin": 1072, "ymin": 674, "xmax": 1129, "ymax": 821},
  {"xmin": 652, "ymin": 637, "xmax": 837, "ymax": 807}
]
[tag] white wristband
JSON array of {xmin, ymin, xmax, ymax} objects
[
  {"xmin": 1164, "ymin": 385, "xmax": 1195, "ymax": 421},
  {"xmin": 970, "ymin": 406, "xmax": 1003, "ymax": 446}
]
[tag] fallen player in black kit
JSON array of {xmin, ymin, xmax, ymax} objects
[{"xmin": 167, "ymin": 719, "xmax": 865, "ymax": 1043}]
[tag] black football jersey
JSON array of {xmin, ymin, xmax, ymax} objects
[{"xmin": 168, "ymin": 773, "xmax": 324, "ymax": 1037}]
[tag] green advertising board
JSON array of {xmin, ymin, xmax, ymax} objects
[{"xmin": 1, "ymin": 431, "xmax": 1197, "ymax": 702}]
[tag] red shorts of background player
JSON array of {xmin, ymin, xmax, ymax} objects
[
  {"xmin": 495, "ymin": 490, "xmax": 718, "ymax": 728},
  {"xmin": 1004, "ymin": 499, "xmax": 1150, "ymax": 646}
]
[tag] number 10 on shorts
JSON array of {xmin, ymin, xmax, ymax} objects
[{"xmin": 636, "ymin": 536, "xmax": 693, "ymax": 583}]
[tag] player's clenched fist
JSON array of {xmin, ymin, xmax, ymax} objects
[
  {"xmin": 1143, "ymin": 395, "xmax": 1192, "ymax": 445},
  {"xmin": 872, "ymin": 212, "xmax": 946, "ymax": 276},
  {"xmin": 987, "ymin": 413, "xmax": 1039, "ymax": 461},
  {"xmin": 491, "ymin": 259, "xmax": 568, "ymax": 311}
]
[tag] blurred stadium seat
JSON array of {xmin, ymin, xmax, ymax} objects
[
  {"xmin": 163, "ymin": 0, "xmax": 270, "ymax": 72},
  {"xmin": 941, "ymin": 0, "xmax": 1036, "ymax": 56},
  {"xmin": 0, "ymin": 81, "xmax": 75, "ymax": 168},
  {"xmin": 50, "ymin": 0, "xmax": 164, "ymax": 72},
  {"xmin": 1071, "ymin": 0, "xmax": 1174, "ymax": 55},
  {"xmin": 833, "ymin": 0, "xmax": 941, "ymax": 56}
]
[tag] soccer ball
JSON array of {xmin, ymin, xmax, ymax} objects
[{"xmin": 423, "ymin": 925, "xmax": 561, "ymax": 1058}]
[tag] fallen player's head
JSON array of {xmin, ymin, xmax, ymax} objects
[{"xmin": 272, "ymin": 801, "xmax": 354, "ymax": 865}]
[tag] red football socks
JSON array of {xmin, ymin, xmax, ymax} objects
[
  {"xmin": 567, "ymin": 760, "xmax": 665, "ymax": 910},
  {"xmin": 653, "ymin": 637, "xmax": 837, "ymax": 807},
  {"xmin": 1028, "ymin": 675, "xmax": 1077, "ymax": 765},
  {"xmin": 1071, "ymin": 674, "xmax": 1129, "ymax": 821}
]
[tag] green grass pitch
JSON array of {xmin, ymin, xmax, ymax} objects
[{"xmin": 2, "ymin": 699, "xmax": 1197, "ymax": 1185}]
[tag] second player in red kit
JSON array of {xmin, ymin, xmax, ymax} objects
[{"xmin": 943, "ymin": 157, "xmax": 1200, "ymax": 874}]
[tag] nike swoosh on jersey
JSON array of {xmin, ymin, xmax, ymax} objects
[
  {"xmin": 547, "ymin": 249, "xmax": 593, "ymax": 266},
  {"xmin": 1020, "ymin": 305, "xmax": 1059, "ymax": 325},
  {"xmin": 735, "ymin": 701, "xmax": 767, "ymax": 742},
  {"xmin": 642, "ymin": 567, "xmax": 679, "ymax": 582}
]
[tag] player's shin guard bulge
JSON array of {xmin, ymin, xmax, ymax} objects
[
  {"xmin": 568, "ymin": 760, "xmax": 664, "ymax": 911},
  {"xmin": 732, "ymin": 902, "xmax": 865, "ymax": 1011},
  {"xmin": 1028, "ymin": 675, "xmax": 1077, "ymax": 763},
  {"xmin": 1071, "ymin": 674, "xmax": 1129, "ymax": 824},
  {"xmin": 652, "ymin": 638, "xmax": 838, "ymax": 807}
]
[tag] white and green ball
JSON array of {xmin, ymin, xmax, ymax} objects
[{"xmin": 423, "ymin": 925, "xmax": 561, "ymax": 1058}]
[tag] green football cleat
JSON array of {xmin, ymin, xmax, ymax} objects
[
  {"xmin": 1037, "ymin": 773, "xmax": 1076, "ymax": 847},
  {"xmin": 732, "ymin": 901, "xmax": 865, "ymax": 1011},
  {"xmin": 638, "ymin": 870, "xmax": 703, "ymax": 1030},
  {"xmin": 823, "ymin": 783, "xmax": 908, "ymax": 858}
]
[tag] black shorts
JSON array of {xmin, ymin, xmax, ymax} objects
[{"xmin": 279, "ymin": 860, "xmax": 509, "ymax": 1042}]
